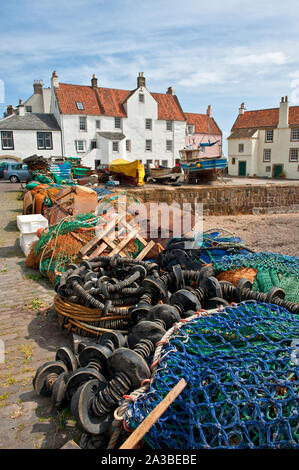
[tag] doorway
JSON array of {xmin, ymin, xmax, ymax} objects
[
  {"xmin": 238, "ymin": 161, "xmax": 246, "ymax": 176},
  {"xmin": 273, "ymin": 164, "xmax": 283, "ymax": 178}
]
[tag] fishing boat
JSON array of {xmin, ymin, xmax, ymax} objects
[
  {"xmin": 148, "ymin": 165, "xmax": 181, "ymax": 184},
  {"xmin": 179, "ymin": 146, "xmax": 227, "ymax": 183}
]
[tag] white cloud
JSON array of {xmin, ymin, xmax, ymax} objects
[{"xmin": 230, "ymin": 52, "xmax": 292, "ymax": 66}]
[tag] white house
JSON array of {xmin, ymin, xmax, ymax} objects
[
  {"xmin": 4, "ymin": 80, "xmax": 51, "ymax": 117},
  {"xmin": 227, "ymin": 97, "xmax": 299, "ymax": 179},
  {"xmin": 0, "ymin": 100, "xmax": 61, "ymax": 162},
  {"xmin": 50, "ymin": 71, "xmax": 187, "ymax": 168}
]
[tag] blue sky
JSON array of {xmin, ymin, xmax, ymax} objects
[{"xmin": 1, "ymin": 0, "xmax": 299, "ymax": 153}]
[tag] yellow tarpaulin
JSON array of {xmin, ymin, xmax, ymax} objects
[{"xmin": 109, "ymin": 158, "xmax": 145, "ymax": 186}]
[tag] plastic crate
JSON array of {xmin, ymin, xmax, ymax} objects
[
  {"xmin": 17, "ymin": 214, "xmax": 48, "ymax": 235},
  {"xmin": 19, "ymin": 233, "xmax": 38, "ymax": 256}
]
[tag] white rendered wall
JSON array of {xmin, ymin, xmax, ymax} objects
[
  {"xmin": 0, "ymin": 130, "xmax": 62, "ymax": 160},
  {"xmin": 228, "ymin": 128, "xmax": 299, "ymax": 179}
]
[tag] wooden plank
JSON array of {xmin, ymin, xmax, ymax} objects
[
  {"xmin": 109, "ymin": 227, "xmax": 139, "ymax": 256},
  {"xmin": 79, "ymin": 213, "xmax": 125, "ymax": 257},
  {"xmin": 119, "ymin": 378, "xmax": 187, "ymax": 450},
  {"xmin": 135, "ymin": 239, "xmax": 155, "ymax": 260},
  {"xmin": 122, "ymin": 220, "xmax": 147, "ymax": 245},
  {"xmin": 61, "ymin": 440, "xmax": 81, "ymax": 449}
]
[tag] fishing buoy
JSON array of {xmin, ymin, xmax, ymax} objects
[
  {"xmin": 196, "ymin": 163, "xmax": 201, "ymax": 168},
  {"xmin": 36, "ymin": 227, "xmax": 44, "ymax": 238}
]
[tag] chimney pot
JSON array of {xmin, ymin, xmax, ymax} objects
[
  {"xmin": 137, "ymin": 72, "xmax": 146, "ymax": 88},
  {"xmin": 166, "ymin": 86, "xmax": 175, "ymax": 95},
  {"xmin": 51, "ymin": 71, "xmax": 59, "ymax": 88},
  {"xmin": 18, "ymin": 99, "xmax": 25, "ymax": 116},
  {"xmin": 91, "ymin": 74, "xmax": 98, "ymax": 89},
  {"xmin": 33, "ymin": 79, "xmax": 43, "ymax": 94},
  {"xmin": 285, "ymin": 96, "xmax": 288, "ymax": 102},
  {"xmin": 206, "ymin": 105, "xmax": 212, "ymax": 117},
  {"xmin": 6, "ymin": 105, "xmax": 14, "ymax": 116}
]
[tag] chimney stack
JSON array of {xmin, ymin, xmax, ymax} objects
[
  {"xmin": 206, "ymin": 105, "xmax": 212, "ymax": 117},
  {"xmin": 6, "ymin": 105, "xmax": 14, "ymax": 116},
  {"xmin": 278, "ymin": 95, "xmax": 289, "ymax": 128},
  {"xmin": 33, "ymin": 80, "xmax": 43, "ymax": 94},
  {"xmin": 238, "ymin": 102, "xmax": 245, "ymax": 115},
  {"xmin": 51, "ymin": 70, "xmax": 59, "ymax": 88},
  {"xmin": 137, "ymin": 72, "xmax": 146, "ymax": 89},
  {"xmin": 91, "ymin": 74, "xmax": 98, "ymax": 89},
  {"xmin": 166, "ymin": 86, "xmax": 175, "ymax": 95},
  {"xmin": 18, "ymin": 99, "xmax": 25, "ymax": 116}
]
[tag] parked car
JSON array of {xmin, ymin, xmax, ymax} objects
[{"xmin": 2, "ymin": 163, "xmax": 29, "ymax": 182}]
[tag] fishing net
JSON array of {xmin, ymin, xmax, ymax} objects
[
  {"xmin": 213, "ymin": 252, "xmax": 299, "ymax": 303},
  {"xmin": 125, "ymin": 301, "xmax": 299, "ymax": 449},
  {"xmin": 26, "ymin": 192, "xmax": 143, "ymax": 284}
]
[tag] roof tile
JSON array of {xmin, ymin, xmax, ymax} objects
[
  {"xmin": 232, "ymin": 106, "xmax": 299, "ymax": 129},
  {"xmin": 185, "ymin": 112, "xmax": 222, "ymax": 135}
]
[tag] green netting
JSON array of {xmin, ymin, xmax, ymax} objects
[{"xmin": 213, "ymin": 252, "xmax": 299, "ymax": 303}]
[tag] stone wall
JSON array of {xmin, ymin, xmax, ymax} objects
[{"xmin": 122, "ymin": 184, "xmax": 299, "ymax": 215}]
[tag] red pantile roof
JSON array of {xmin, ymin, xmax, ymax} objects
[
  {"xmin": 185, "ymin": 112, "xmax": 222, "ymax": 135},
  {"xmin": 54, "ymin": 84, "xmax": 100, "ymax": 115},
  {"xmin": 151, "ymin": 93, "xmax": 185, "ymax": 121},
  {"xmin": 96, "ymin": 87, "xmax": 131, "ymax": 117},
  {"xmin": 54, "ymin": 83, "xmax": 186, "ymax": 121},
  {"xmin": 232, "ymin": 106, "xmax": 299, "ymax": 130}
]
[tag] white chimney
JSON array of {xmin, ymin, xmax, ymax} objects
[
  {"xmin": 18, "ymin": 99, "xmax": 25, "ymax": 116},
  {"xmin": 51, "ymin": 70, "xmax": 59, "ymax": 88},
  {"xmin": 206, "ymin": 105, "xmax": 212, "ymax": 117},
  {"xmin": 238, "ymin": 102, "xmax": 245, "ymax": 115},
  {"xmin": 278, "ymin": 96, "xmax": 289, "ymax": 128}
]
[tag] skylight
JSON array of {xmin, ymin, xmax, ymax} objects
[{"xmin": 76, "ymin": 101, "xmax": 84, "ymax": 110}]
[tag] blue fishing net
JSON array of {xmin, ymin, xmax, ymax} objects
[{"xmin": 126, "ymin": 301, "xmax": 299, "ymax": 449}]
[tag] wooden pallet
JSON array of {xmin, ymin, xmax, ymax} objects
[{"xmin": 79, "ymin": 212, "xmax": 155, "ymax": 261}]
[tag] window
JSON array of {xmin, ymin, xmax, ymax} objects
[
  {"xmin": 232, "ymin": 158, "xmax": 236, "ymax": 165},
  {"xmin": 95, "ymin": 160, "xmax": 101, "ymax": 169},
  {"xmin": 145, "ymin": 139, "xmax": 152, "ymax": 151},
  {"xmin": 166, "ymin": 121, "xmax": 173, "ymax": 131},
  {"xmin": 26, "ymin": 106, "xmax": 32, "ymax": 113},
  {"xmin": 291, "ymin": 128, "xmax": 299, "ymax": 141},
  {"xmin": 75, "ymin": 140, "xmax": 86, "ymax": 152},
  {"xmin": 187, "ymin": 125, "xmax": 194, "ymax": 135},
  {"xmin": 162, "ymin": 160, "xmax": 168, "ymax": 167},
  {"xmin": 90, "ymin": 140, "xmax": 97, "ymax": 149},
  {"xmin": 145, "ymin": 118, "xmax": 152, "ymax": 130},
  {"xmin": 126, "ymin": 140, "xmax": 131, "ymax": 152},
  {"xmin": 265, "ymin": 129, "xmax": 273, "ymax": 142},
  {"xmin": 289, "ymin": 148, "xmax": 298, "ymax": 162},
  {"xmin": 263, "ymin": 149, "xmax": 271, "ymax": 162},
  {"xmin": 239, "ymin": 143, "xmax": 244, "ymax": 153},
  {"xmin": 1, "ymin": 131, "xmax": 14, "ymax": 150},
  {"xmin": 96, "ymin": 120, "xmax": 101, "ymax": 129},
  {"xmin": 139, "ymin": 94, "xmax": 144, "ymax": 103},
  {"xmin": 146, "ymin": 159, "xmax": 153, "ymax": 166},
  {"xmin": 76, "ymin": 102, "xmax": 84, "ymax": 110},
  {"xmin": 266, "ymin": 166, "xmax": 271, "ymax": 172},
  {"xmin": 166, "ymin": 140, "xmax": 173, "ymax": 152},
  {"xmin": 37, "ymin": 132, "xmax": 52, "ymax": 150},
  {"xmin": 114, "ymin": 117, "xmax": 121, "ymax": 129},
  {"xmin": 79, "ymin": 116, "xmax": 87, "ymax": 131},
  {"xmin": 112, "ymin": 141, "xmax": 119, "ymax": 152}
]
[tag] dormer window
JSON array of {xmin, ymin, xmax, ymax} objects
[
  {"xmin": 76, "ymin": 101, "xmax": 84, "ymax": 110},
  {"xmin": 139, "ymin": 94, "xmax": 144, "ymax": 103}
]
